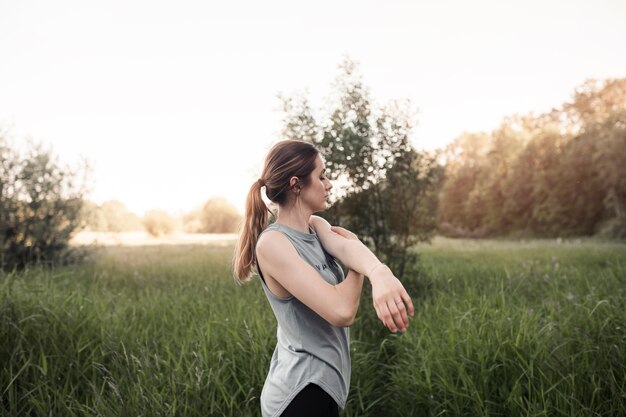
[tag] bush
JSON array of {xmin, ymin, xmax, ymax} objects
[
  {"xmin": 101, "ymin": 200, "xmax": 143, "ymax": 232},
  {"xmin": 183, "ymin": 198, "xmax": 241, "ymax": 233},
  {"xmin": 143, "ymin": 210, "xmax": 176, "ymax": 237},
  {"xmin": 79, "ymin": 200, "xmax": 143, "ymax": 232},
  {"xmin": 79, "ymin": 200, "xmax": 108, "ymax": 231},
  {"xmin": 0, "ymin": 135, "xmax": 89, "ymax": 269}
]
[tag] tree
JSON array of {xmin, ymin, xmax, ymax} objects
[
  {"xmin": 437, "ymin": 77, "xmax": 626, "ymax": 238},
  {"xmin": 183, "ymin": 198, "xmax": 241, "ymax": 233},
  {"xmin": 143, "ymin": 210, "xmax": 176, "ymax": 237},
  {"xmin": 279, "ymin": 57, "xmax": 441, "ymax": 276},
  {"xmin": 559, "ymin": 109, "xmax": 626, "ymax": 237},
  {"xmin": 589, "ymin": 110, "xmax": 626, "ymax": 221},
  {"xmin": 78, "ymin": 200, "xmax": 142, "ymax": 232},
  {"xmin": 0, "ymin": 134, "xmax": 89, "ymax": 269},
  {"xmin": 79, "ymin": 200, "xmax": 108, "ymax": 231},
  {"xmin": 564, "ymin": 78, "xmax": 626, "ymax": 130},
  {"xmin": 437, "ymin": 132, "xmax": 491, "ymax": 236},
  {"xmin": 100, "ymin": 200, "xmax": 142, "ymax": 232}
]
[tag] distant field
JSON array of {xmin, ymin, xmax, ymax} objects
[
  {"xmin": 70, "ymin": 231, "xmax": 238, "ymax": 246},
  {"xmin": 1, "ymin": 238, "xmax": 625, "ymax": 416}
]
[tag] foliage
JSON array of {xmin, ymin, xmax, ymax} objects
[
  {"xmin": 0, "ymin": 134, "xmax": 89, "ymax": 269},
  {"xmin": 183, "ymin": 197, "xmax": 241, "ymax": 233},
  {"xmin": 329, "ymin": 148, "xmax": 442, "ymax": 277},
  {"xmin": 80, "ymin": 200, "xmax": 143, "ymax": 232},
  {"xmin": 79, "ymin": 200, "xmax": 108, "ymax": 231},
  {"xmin": 142, "ymin": 209, "xmax": 177, "ymax": 237},
  {"xmin": 101, "ymin": 200, "xmax": 143, "ymax": 232},
  {"xmin": 280, "ymin": 57, "xmax": 442, "ymax": 275},
  {"xmin": 438, "ymin": 78, "xmax": 626, "ymax": 238}
]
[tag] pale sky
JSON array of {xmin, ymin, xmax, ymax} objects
[{"xmin": 1, "ymin": 0, "xmax": 625, "ymax": 215}]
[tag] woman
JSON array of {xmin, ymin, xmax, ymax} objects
[{"xmin": 234, "ymin": 140, "xmax": 414, "ymax": 417}]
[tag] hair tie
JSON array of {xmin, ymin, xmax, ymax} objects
[{"xmin": 257, "ymin": 178, "xmax": 265, "ymax": 187}]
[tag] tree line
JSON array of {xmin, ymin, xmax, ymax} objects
[
  {"xmin": 81, "ymin": 198, "xmax": 241, "ymax": 236},
  {"xmin": 438, "ymin": 78, "xmax": 626, "ymax": 239}
]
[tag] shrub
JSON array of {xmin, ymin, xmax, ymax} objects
[
  {"xmin": 143, "ymin": 210, "xmax": 176, "ymax": 237},
  {"xmin": 0, "ymin": 135, "xmax": 89, "ymax": 269},
  {"xmin": 183, "ymin": 198, "xmax": 241, "ymax": 233}
]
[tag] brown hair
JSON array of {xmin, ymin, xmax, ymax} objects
[{"xmin": 233, "ymin": 140, "xmax": 320, "ymax": 282}]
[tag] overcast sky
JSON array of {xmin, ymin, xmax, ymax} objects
[{"xmin": 1, "ymin": 0, "xmax": 625, "ymax": 215}]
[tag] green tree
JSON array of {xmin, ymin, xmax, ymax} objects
[
  {"xmin": 279, "ymin": 57, "xmax": 441, "ymax": 276},
  {"xmin": 561, "ymin": 109, "xmax": 626, "ymax": 237},
  {"xmin": 595, "ymin": 110, "xmax": 626, "ymax": 222},
  {"xmin": 438, "ymin": 132, "xmax": 490, "ymax": 236},
  {"xmin": 0, "ymin": 135, "xmax": 88, "ymax": 269}
]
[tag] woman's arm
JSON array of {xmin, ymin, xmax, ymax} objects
[
  {"xmin": 342, "ymin": 269, "xmax": 365, "ymax": 326},
  {"xmin": 256, "ymin": 230, "xmax": 364, "ymax": 327},
  {"xmin": 327, "ymin": 227, "xmax": 366, "ymax": 326},
  {"xmin": 310, "ymin": 215, "xmax": 414, "ymax": 333}
]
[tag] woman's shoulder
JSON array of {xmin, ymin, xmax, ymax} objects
[{"xmin": 256, "ymin": 227, "xmax": 290, "ymax": 254}]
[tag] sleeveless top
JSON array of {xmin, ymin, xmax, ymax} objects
[{"xmin": 255, "ymin": 222, "xmax": 351, "ymax": 417}]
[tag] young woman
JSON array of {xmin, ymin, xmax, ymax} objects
[{"xmin": 234, "ymin": 140, "xmax": 414, "ymax": 417}]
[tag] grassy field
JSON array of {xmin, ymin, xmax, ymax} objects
[{"xmin": 1, "ymin": 238, "xmax": 625, "ymax": 416}]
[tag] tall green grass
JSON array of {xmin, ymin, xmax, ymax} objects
[{"xmin": 1, "ymin": 239, "xmax": 625, "ymax": 416}]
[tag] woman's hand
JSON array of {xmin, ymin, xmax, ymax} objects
[
  {"xmin": 368, "ymin": 266, "xmax": 414, "ymax": 333},
  {"xmin": 330, "ymin": 226, "xmax": 359, "ymax": 241},
  {"xmin": 331, "ymin": 226, "xmax": 414, "ymax": 333}
]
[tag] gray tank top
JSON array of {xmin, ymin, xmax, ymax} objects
[{"xmin": 256, "ymin": 222, "xmax": 350, "ymax": 417}]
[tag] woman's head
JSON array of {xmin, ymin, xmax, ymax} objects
[
  {"xmin": 261, "ymin": 140, "xmax": 320, "ymax": 205},
  {"xmin": 233, "ymin": 140, "xmax": 326, "ymax": 282}
]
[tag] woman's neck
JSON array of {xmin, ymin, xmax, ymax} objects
[{"xmin": 276, "ymin": 206, "xmax": 312, "ymax": 234}]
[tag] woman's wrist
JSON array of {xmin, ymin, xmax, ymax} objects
[{"xmin": 366, "ymin": 263, "xmax": 390, "ymax": 282}]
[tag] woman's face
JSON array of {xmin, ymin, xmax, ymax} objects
[{"xmin": 301, "ymin": 154, "xmax": 333, "ymax": 212}]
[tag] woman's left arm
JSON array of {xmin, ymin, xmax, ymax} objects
[{"xmin": 310, "ymin": 215, "xmax": 414, "ymax": 333}]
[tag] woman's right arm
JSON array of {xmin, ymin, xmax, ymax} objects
[
  {"xmin": 256, "ymin": 231, "xmax": 364, "ymax": 328},
  {"xmin": 309, "ymin": 216, "xmax": 413, "ymax": 333}
]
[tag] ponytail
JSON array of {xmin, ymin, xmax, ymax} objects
[
  {"xmin": 233, "ymin": 179, "xmax": 271, "ymax": 282},
  {"xmin": 233, "ymin": 139, "xmax": 319, "ymax": 283}
]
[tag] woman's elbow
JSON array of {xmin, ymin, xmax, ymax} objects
[
  {"xmin": 334, "ymin": 308, "xmax": 356, "ymax": 328},
  {"xmin": 342, "ymin": 316, "xmax": 356, "ymax": 327}
]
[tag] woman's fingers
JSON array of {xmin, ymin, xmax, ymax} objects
[
  {"xmin": 330, "ymin": 226, "xmax": 358, "ymax": 240},
  {"xmin": 373, "ymin": 301, "xmax": 394, "ymax": 332},
  {"xmin": 374, "ymin": 299, "xmax": 409, "ymax": 333},
  {"xmin": 380, "ymin": 304, "xmax": 398, "ymax": 333},
  {"xmin": 402, "ymin": 290, "xmax": 415, "ymax": 317},
  {"xmin": 369, "ymin": 270, "xmax": 414, "ymax": 333},
  {"xmin": 374, "ymin": 303, "xmax": 392, "ymax": 331},
  {"xmin": 386, "ymin": 299, "xmax": 409, "ymax": 332}
]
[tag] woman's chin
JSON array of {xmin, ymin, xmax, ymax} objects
[{"xmin": 314, "ymin": 202, "xmax": 328, "ymax": 213}]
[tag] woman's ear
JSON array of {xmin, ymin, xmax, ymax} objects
[{"xmin": 289, "ymin": 176, "xmax": 301, "ymax": 191}]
